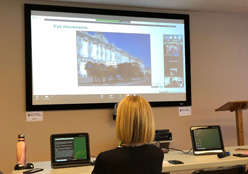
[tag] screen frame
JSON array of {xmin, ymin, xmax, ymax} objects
[
  {"xmin": 25, "ymin": 3, "xmax": 191, "ymax": 111},
  {"xmin": 50, "ymin": 132, "xmax": 91, "ymax": 168},
  {"xmin": 190, "ymin": 125, "xmax": 225, "ymax": 155}
]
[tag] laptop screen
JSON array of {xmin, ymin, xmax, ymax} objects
[
  {"xmin": 190, "ymin": 125, "xmax": 225, "ymax": 155},
  {"xmin": 50, "ymin": 133, "xmax": 91, "ymax": 168}
]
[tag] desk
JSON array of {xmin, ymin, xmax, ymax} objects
[
  {"xmin": 12, "ymin": 146, "xmax": 248, "ymax": 174},
  {"xmin": 163, "ymin": 146, "xmax": 248, "ymax": 172}
]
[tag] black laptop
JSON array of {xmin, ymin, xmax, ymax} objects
[
  {"xmin": 50, "ymin": 133, "xmax": 91, "ymax": 168},
  {"xmin": 190, "ymin": 125, "xmax": 225, "ymax": 155}
]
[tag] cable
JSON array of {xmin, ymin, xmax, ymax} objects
[
  {"xmin": 154, "ymin": 141, "xmax": 192, "ymax": 154},
  {"xmin": 169, "ymin": 147, "xmax": 193, "ymax": 154}
]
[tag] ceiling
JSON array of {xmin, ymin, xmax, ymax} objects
[{"xmin": 45, "ymin": 0, "xmax": 248, "ymax": 15}]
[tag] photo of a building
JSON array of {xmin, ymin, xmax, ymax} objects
[{"xmin": 76, "ymin": 31, "xmax": 151, "ymax": 86}]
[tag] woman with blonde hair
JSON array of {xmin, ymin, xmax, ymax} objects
[{"xmin": 92, "ymin": 95, "xmax": 164, "ymax": 174}]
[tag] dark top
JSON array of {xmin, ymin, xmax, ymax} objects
[{"xmin": 92, "ymin": 144, "xmax": 164, "ymax": 174}]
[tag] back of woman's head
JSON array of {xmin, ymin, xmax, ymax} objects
[{"xmin": 116, "ymin": 95, "xmax": 155, "ymax": 144}]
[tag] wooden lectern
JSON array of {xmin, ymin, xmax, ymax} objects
[{"xmin": 215, "ymin": 101, "xmax": 248, "ymax": 146}]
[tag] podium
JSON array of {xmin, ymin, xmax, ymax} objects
[{"xmin": 215, "ymin": 101, "xmax": 248, "ymax": 146}]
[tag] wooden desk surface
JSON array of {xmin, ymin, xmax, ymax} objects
[{"xmin": 12, "ymin": 146, "xmax": 248, "ymax": 174}]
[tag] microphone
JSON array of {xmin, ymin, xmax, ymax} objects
[{"xmin": 217, "ymin": 151, "xmax": 230, "ymax": 158}]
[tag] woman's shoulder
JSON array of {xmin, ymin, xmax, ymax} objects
[
  {"xmin": 145, "ymin": 144, "xmax": 164, "ymax": 152},
  {"xmin": 121, "ymin": 144, "xmax": 163, "ymax": 155},
  {"xmin": 98, "ymin": 144, "xmax": 163, "ymax": 156},
  {"xmin": 97, "ymin": 147, "xmax": 120, "ymax": 157}
]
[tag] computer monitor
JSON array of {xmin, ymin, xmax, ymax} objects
[
  {"xmin": 190, "ymin": 125, "xmax": 225, "ymax": 155},
  {"xmin": 50, "ymin": 133, "xmax": 91, "ymax": 168}
]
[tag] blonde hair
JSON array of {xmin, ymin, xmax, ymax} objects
[{"xmin": 116, "ymin": 95, "xmax": 155, "ymax": 144}]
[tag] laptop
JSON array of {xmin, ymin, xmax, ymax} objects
[
  {"xmin": 50, "ymin": 133, "xmax": 91, "ymax": 168},
  {"xmin": 190, "ymin": 125, "xmax": 225, "ymax": 155}
]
